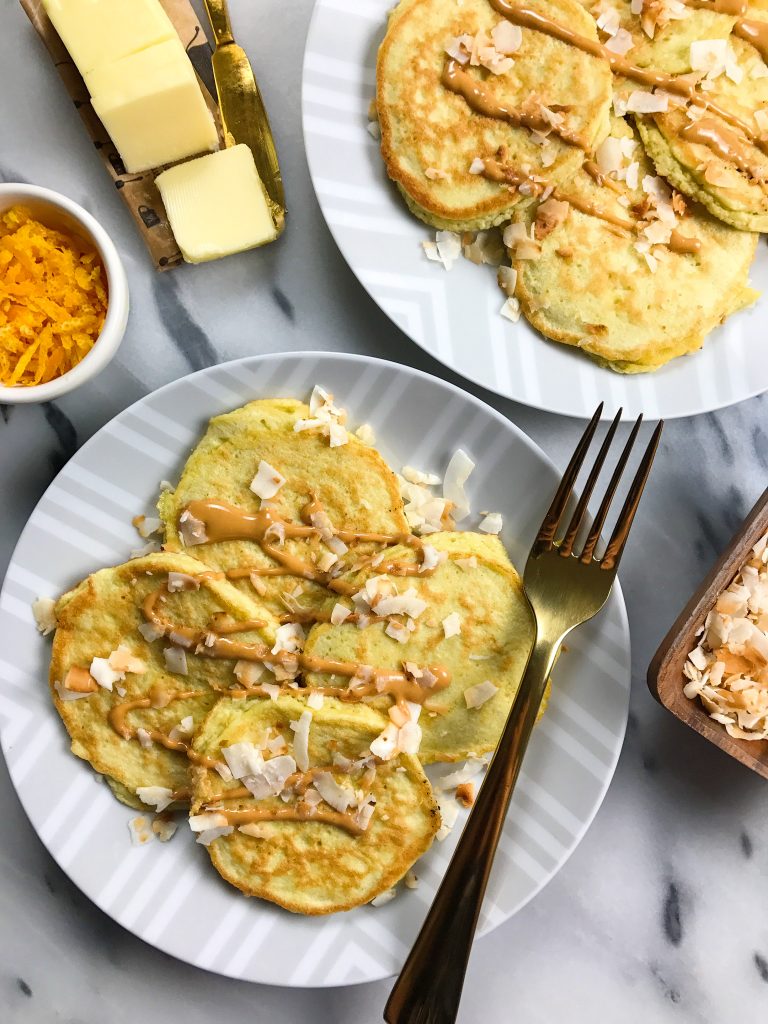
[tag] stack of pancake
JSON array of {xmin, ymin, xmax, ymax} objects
[
  {"xmin": 376, "ymin": 0, "xmax": 766, "ymax": 372},
  {"xmin": 47, "ymin": 396, "xmax": 538, "ymax": 914}
]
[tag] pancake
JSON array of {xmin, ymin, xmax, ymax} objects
[
  {"xmin": 579, "ymin": 0, "xmax": 737, "ymax": 75},
  {"xmin": 510, "ymin": 116, "xmax": 759, "ymax": 371},
  {"xmin": 377, "ymin": 0, "xmax": 613, "ymax": 231},
  {"xmin": 50, "ymin": 551, "xmax": 280, "ymax": 805},
  {"xmin": 627, "ymin": 26, "xmax": 768, "ymax": 231},
  {"xmin": 190, "ymin": 695, "xmax": 439, "ymax": 914},
  {"xmin": 158, "ymin": 398, "xmax": 409, "ymax": 617},
  {"xmin": 302, "ymin": 532, "xmax": 539, "ymax": 762}
]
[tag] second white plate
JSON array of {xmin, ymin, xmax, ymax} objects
[
  {"xmin": 302, "ymin": 0, "xmax": 768, "ymax": 421},
  {"xmin": 0, "ymin": 352, "xmax": 630, "ymax": 987}
]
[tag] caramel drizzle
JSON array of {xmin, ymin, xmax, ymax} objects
[
  {"xmin": 185, "ymin": 498, "xmax": 433, "ymax": 593},
  {"xmin": 733, "ymin": 18, "xmax": 768, "ymax": 62},
  {"xmin": 484, "ymin": 155, "xmax": 702, "ymax": 253},
  {"xmin": 108, "ymin": 687, "xmax": 220, "ymax": 768},
  {"xmin": 441, "ymin": 60, "xmax": 586, "ymax": 149},
  {"xmin": 142, "ymin": 585, "xmax": 451, "ymax": 707},
  {"xmin": 681, "ymin": 117, "xmax": 768, "ymax": 180},
  {"xmin": 204, "ymin": 765, "xmax": 376, "ymax": 837},
  {"xmin": 472, "ymin": 0, "xmax": 768, "ymax": 172},
  {"xmin": 211, "ymin": 805, "xmax": 365, "ymax": 836}
]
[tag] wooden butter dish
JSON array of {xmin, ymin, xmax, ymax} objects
[{"xmin": 648, "ymin": 485, "xmax": 768, "ymax": 780}]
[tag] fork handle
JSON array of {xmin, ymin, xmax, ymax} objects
[
  {"xmin": 384, "ymin": 630, "xmax": 563, "ymax": 1024},
  {"xmin": 203, "ymin": 0, "xmax": 234, "ymax": 47}
]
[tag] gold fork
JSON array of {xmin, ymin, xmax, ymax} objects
[{"xmin": 384, "ymin": 405, "xmax": 663, "ymax": 1024}]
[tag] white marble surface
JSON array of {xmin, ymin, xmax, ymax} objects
[{"xmin": 2, "ymin": 1, "xmax": 768, "ymax": 1021}]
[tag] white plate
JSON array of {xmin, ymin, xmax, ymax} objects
[
  {"xmin": 302, "ymin": 0, "xmax": 768, "ymax": 421},
  {"xmin": 0, "ymin": 352, "xmax": 630, "ymax": 987}
]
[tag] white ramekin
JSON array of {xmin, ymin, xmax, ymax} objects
[{"xmin": 0, "ymin": 183, "xmax": 129, "ymax": 404}]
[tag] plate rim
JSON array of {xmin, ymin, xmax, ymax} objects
[
  {"xmin": 300, "ymin": 0, "xmax": 768, "ymax": 423},
  {"xmin": 0, "ymin": 350, "xmax": 630, "ymax": 987}
]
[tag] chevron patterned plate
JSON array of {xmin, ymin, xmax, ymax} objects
[
  {"xmin": 0, "ymin": 353, "xmax": 630, "ymax": 986},
  {"xmin": 302, "ymin": 0, "xmax": 768, "ymax": 421}
]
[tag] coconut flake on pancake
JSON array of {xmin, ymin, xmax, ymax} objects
[
  {"xmin": 250, "ymin": 460, "xmax": 286, "ymax": 500},
  {"xmin": 136, "ymin": 786, "xmax": 174, "ymax": 812},
  {"xmin": 32, "ymin": 596, "xmax": 56, "ymax": 635},
  {"xmin": 163, "ymin": 647, "xmax": 188, "ymax": 675},
  {"xmin": 290, "ymin": 710, "xmax": 312, "ymax": 771},
  {"xmin": 464, "ymin": 680, "xmax": 499, "ymax": 708}
]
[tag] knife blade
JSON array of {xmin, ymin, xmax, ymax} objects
[{"xmin": 204, "ymin": 0, "xmax": 285, "ymax": 227}]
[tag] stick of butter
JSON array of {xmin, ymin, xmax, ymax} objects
[
  {"xmin": 156, "ymin": 145, "xmax": 279, "ymax": 264},
  {"xmin": 86, "ymin": 39, "xmax": 218, "ymax": 174},
  {"xmin": 42, "ymin": 0, "xmax": 176, "ymax": 75}
]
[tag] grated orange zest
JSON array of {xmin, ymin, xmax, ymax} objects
[{"xmin": 0, "ymin": 205, "xmax": 108, "ymax": 388}]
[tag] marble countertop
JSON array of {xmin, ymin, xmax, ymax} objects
[{"xmin": 2, "ymin": 1, "xmax": 768, "ymax": 1021}]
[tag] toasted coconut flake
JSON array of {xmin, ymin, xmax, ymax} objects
[
  {"xmin": 371, "ymin": 887, "xmax": 397, "ymax": 907},
  {"xmin": 108, "ymin": 645, "xmax": 147, "ymax": 674},
  {"xmin": 331, "ymin": 603, "xmax": 352, "ymax": 626},
  {"xmin": 272, "ymin": 622, "xmax": 305, "ymax": 656},
  {"xmin": 54, "ymin": 679, "xmax": 93, "ymax": 701},
  {"xmin": 370, "ymin": 721, "xmax": 399, "ymax": 760},
  {"xmin": 32, "ymin": 596, "xmax": 56, "ymax": 635},
  {"xmin": 436, "ymin": 792, "xmax": 460, "ymax": 841},
  {"xmin": 355, "ymin": 422, "xmax": 376, "ymax": 445},
  {"xmin": 469, "ymin": 157, "xmax": 486, "ymax": 175},
  {"xmin": 445, "ymin": 33, "xmax": 474, "ymax": 64},
  {"xmin": 402, "ymin": 465, "xmax": 441, "ymax": 486},
  {"xmin": 130, "ymin": 540, "xmax": 161, "ymax": 558},
  {"xmin": 497, "ymin": 265, "xmax": 518, "ymax": 298},
  {"xmin": 128, "ymin": 815, "xmax": 154, "ymax": 846},
  {"xmin": 425, "ymin": 166, "xmax": 448, "ymax": 181},
  {"xmin": 222, "ymin": 741, "xmax": 265, "ymax": 779},
  {"xmin": 137, "ymin": 728, "xmax": 153, "ymax": 749},
  {"xmin": 167, "ymin": 572, "xmax": 201, "ymax": 594},
  {"xmin": 90, "ymin": 656, "xmax": 123, "ymax": 691},
  {"xmin": 479, "ymin": 511, "xmax": 503, "ymax": 534},
  {"xmin": 178, "ymin": 510, "xmax": 208, "ymax": 547},
  {"xmin": 234, "ymin": 660, "xmax": 268, "ymax": 687},
  {"xmin": 436, "ymin": 756, "xmax": 488, "ymax": 790},
  {"xmin": 464, "ymin": 680, "xmax": 499, "ymax": 708},
  {"xmin": 163, "ymin": 647, "xmax": 187, "ymax": 675},
  {"xmin": 152, "ymin": 817, "xmax": 178, "ymax": 842},
  {"xmin": 604, "ymin": 27, "xmax": 633, "ymax": 55},
  {"xmin": 243, "ymin": 754, "xmax": 297, "ymax": 798},
  {"xmin": 313, "ymin": 770, "xmax": 356, "ymax": 812},
  {"xmin": 436, "ymin": 230, "xmax": 462, "ymax": 270},
  {"xmin": 138, "ymin": 621, "xmax": 164, "ymax": 642},
  {"xmin": 307, "ymin": 691, "xmax": 325, "ymax": 710},
  {"xmin": 535, "ymin": 197, "xmax": 570, "ymax": 240},
  {"xmin": 404, "ymin": 869, "xmax": 419, "ymax": 890},
  {"xmin": 290, "ymin": 710, "xmax": 312, "ymax": 772},
  {"xmin": 367, "ymin": 120, "xmax": 381, "ymax": 140},
  {"xmin": 136, "ymin": 786, "xmax": 174, "ymax": 812},
  {"xmin": 491, "ymin": 20, "xmax": 522, "ymax": 54},
  {"xmin": 135, "ymin": 515, "xmax": 162, "ymax": 539},
  {"xmin": 500, "ymin": 297, "xmax": 521, "ymax": 322},
  {"xmin": 625, "ymin": 90, "xmax": 668, "ymax": 114},
  {"xmin": 443, "ymin": 448, "xmax": 475, "ymax": 521},
  {"xmin": 442, "ymin": 612, "xmax": 461, "ymax": 639},
  {"xmin": 595, "ymin": 136, "xmax": 624, "ymax": 176}
]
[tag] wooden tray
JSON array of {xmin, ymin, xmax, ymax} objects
[{"xmin": 648, "ymin": 485, "xmax": 768, "ymax": 780}]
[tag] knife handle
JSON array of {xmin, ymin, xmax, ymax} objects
[{"xmin": 203, "ymin": 0, "xmax": 235, "ymax": 47}]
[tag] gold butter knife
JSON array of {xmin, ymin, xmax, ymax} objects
[{"xmin": 203, "ymin": 0, "xmax": 286, "ymax": 232}]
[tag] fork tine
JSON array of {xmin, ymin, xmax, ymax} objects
[
  {"xmin": 600, "ymin": 420, "xmax": 663, "ymax": 571},
  {"xmin": 579, "ymin": 414, "xmax": 643, "ymax": 564},
  {"xmin": 559, "ymin": 408, "xmax": 622, "ymax": 558},
  {"xmin": 533, "ymin": 402, "xmax": 604, "ymax": 553}
]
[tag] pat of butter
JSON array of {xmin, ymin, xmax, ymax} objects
[
  {"xmin": 86, "ymin": 39, "xmax": 218, "ymax": 174},
  {"xmin": 42, "ymin": 0, "xmax": 176, "ymax": 75},
  {"xmin": 156, "ymin": 145, "xmax": 279, "ymax": 264}
]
